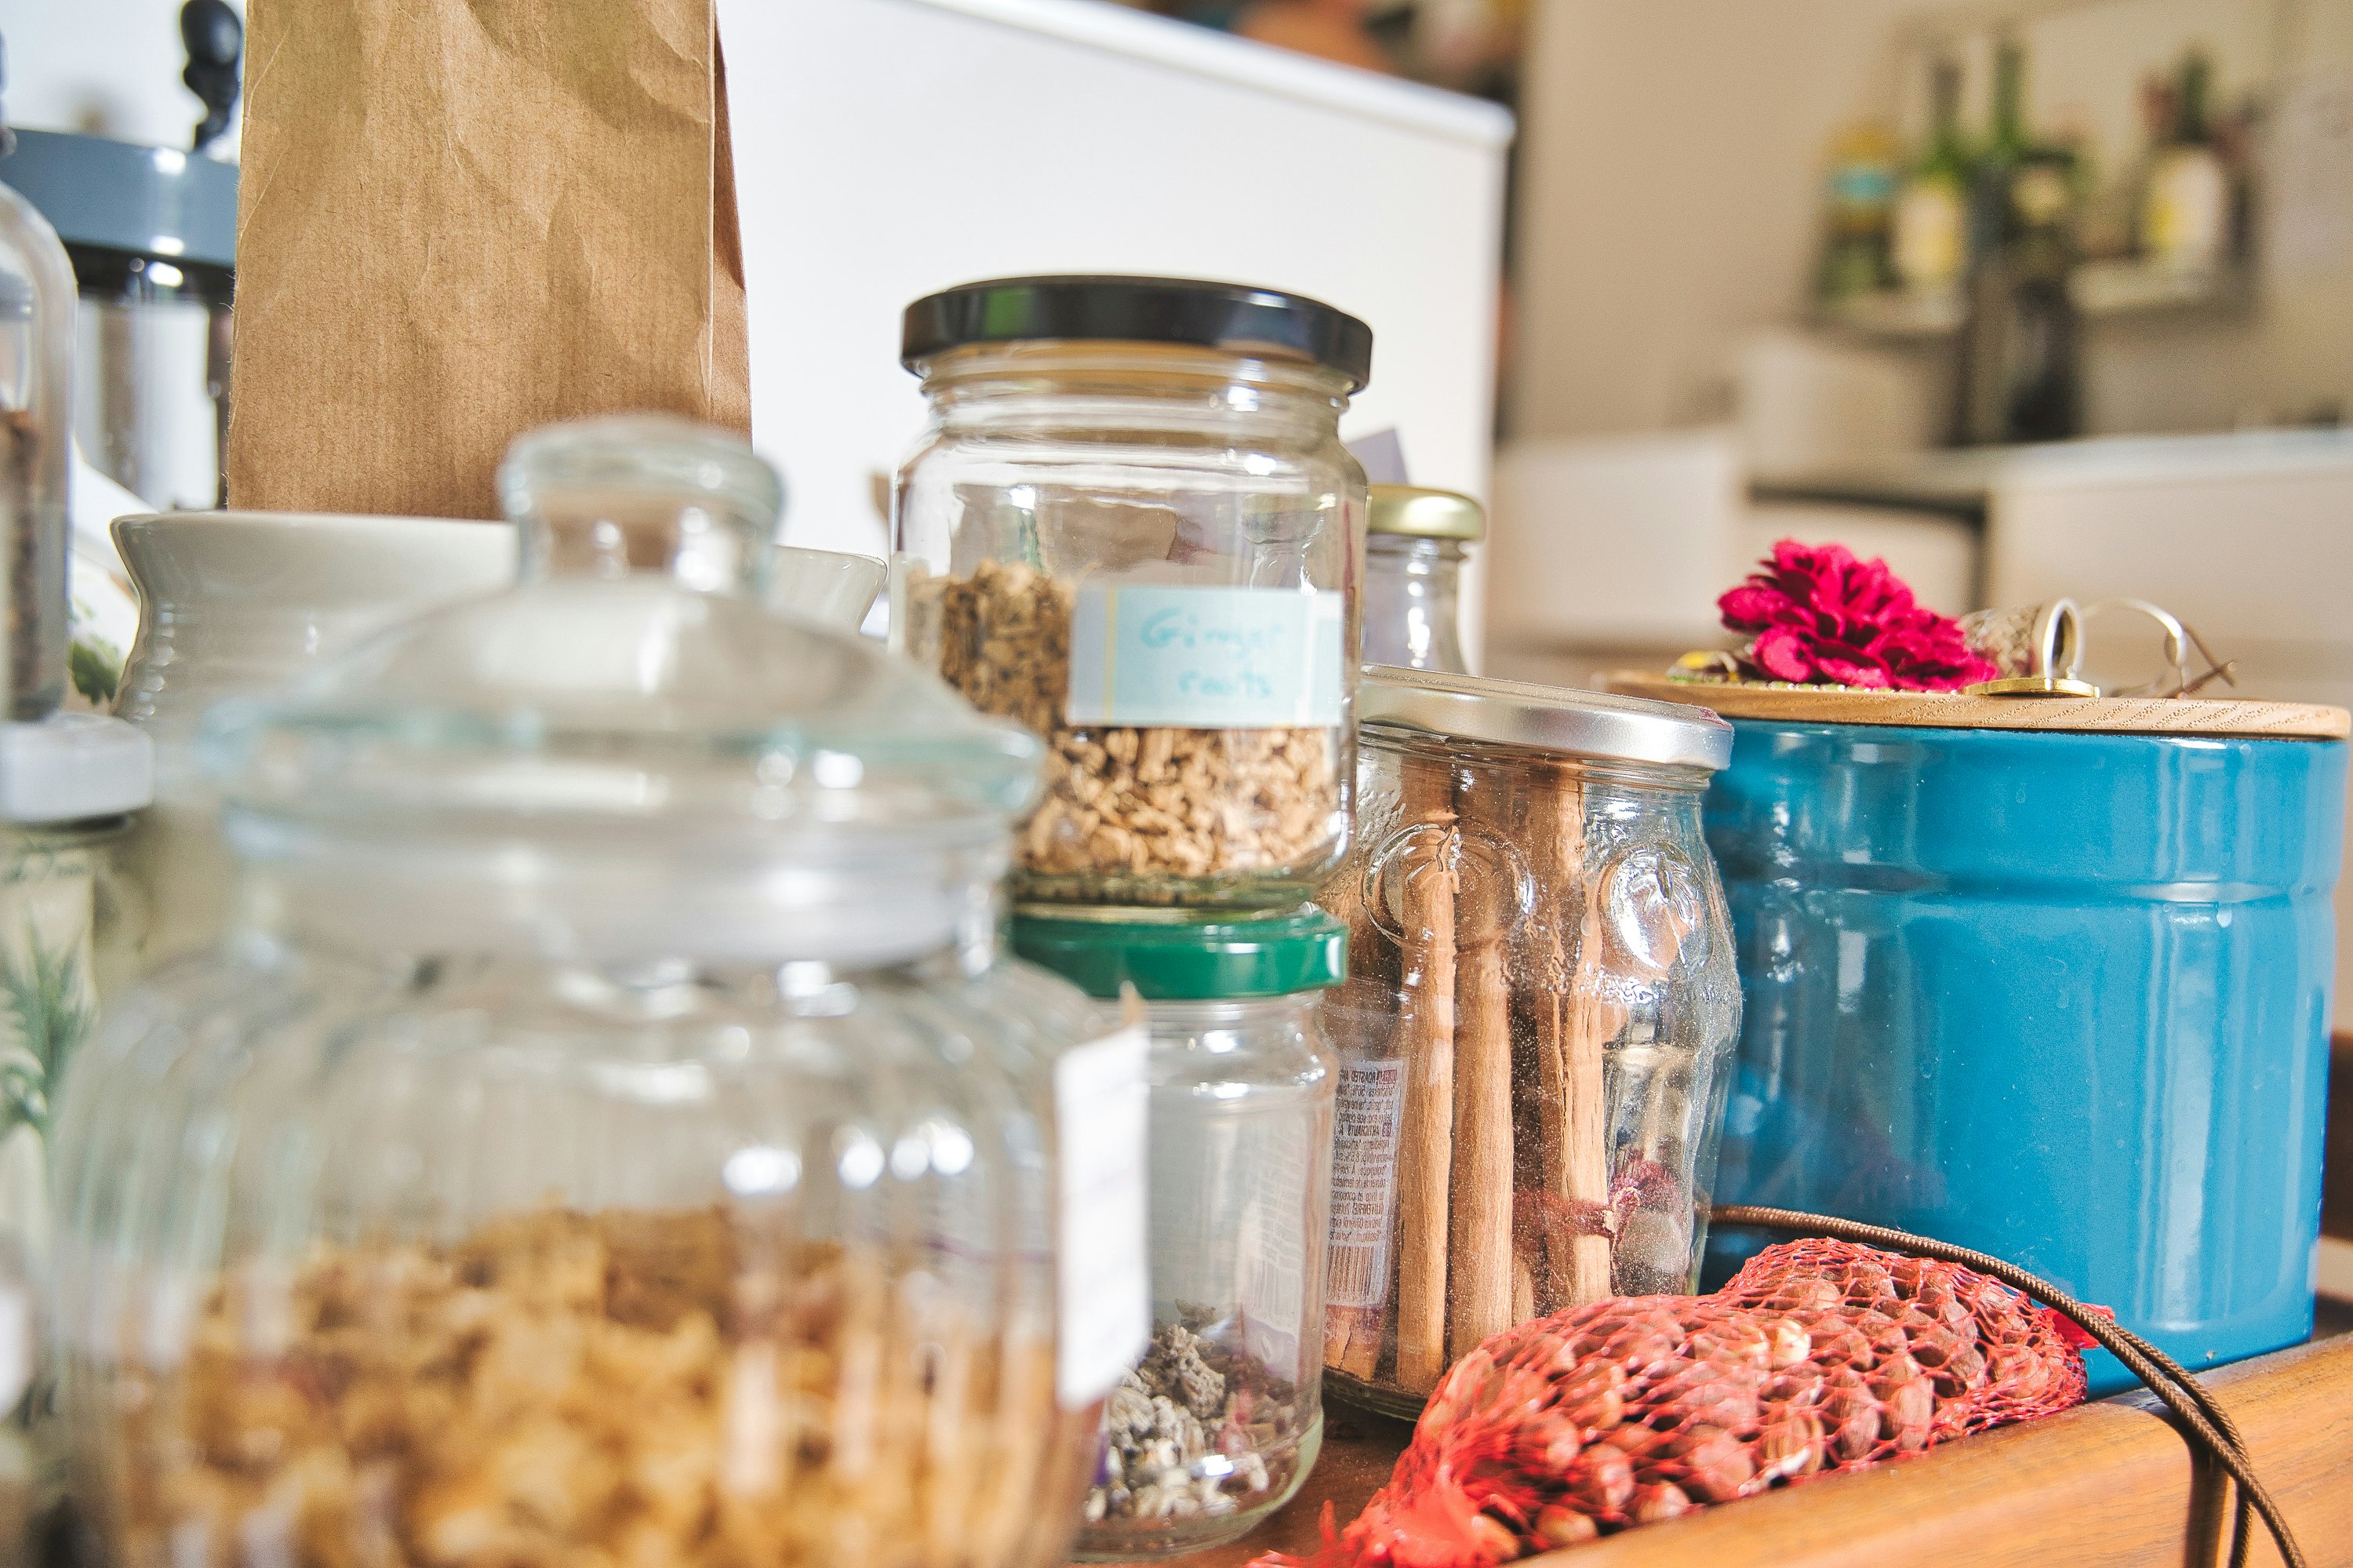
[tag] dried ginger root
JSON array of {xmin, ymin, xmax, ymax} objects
[
  {"xmin": 103, "ymin": 1210, "xmax": 1068, "ymax": 1568},
  {"xmin": 906, "ymin": 561, "xmax": 1340, "ymax": 894}
]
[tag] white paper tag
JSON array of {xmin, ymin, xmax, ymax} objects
[
  {"xmin": 1325, "ymin": 1059, "xmax": 1406, "ymax": 1309},
  {"xmin": 0, "ymin": 1282, "xmax": 28, "ymax": 1414},
  {"xmin": 1055, "ymin": 1025, "xmax": 1151, "ymax": 1408}
]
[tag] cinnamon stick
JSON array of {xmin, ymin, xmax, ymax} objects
[
  {"xmin": 1391, "ymin": 746, "xmax": 1457, "ymax": 1394},
  {"xmin": 1560, "ymin": 769, "xmax": 1624, "ymax": 1307},
  {"xmin": 1448, "ymin": 762, "xmax": 1515, "ymax": 1360},
  {"xmin": 1528, "ymin": 762, "xmax": 1576, "ymax": 1315}
]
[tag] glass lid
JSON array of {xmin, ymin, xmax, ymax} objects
[{"xmin": 200, "ymin": 416, "xmax": 1044, "ymax": 966}]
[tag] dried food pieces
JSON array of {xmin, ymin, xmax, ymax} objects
[
  {"xmin": 1082, "ymin": 1319, "xmax": 1307, "ymax": 1532},
  {"xmin": 94, "ymin": 1209, "xmax": 1075, "ymax": 1568},
  {"xmin": 1263, "ymin": 1238, "xmax": 2089, "ymax": 1567},
  {"xmin": 904, "ymin": 561, "xmax": 1340, "ymax": 902}
]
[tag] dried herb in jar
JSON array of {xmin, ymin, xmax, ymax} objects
[
  {"xmin": 1084, "ymin": 1318, "xmax": 1307, "ymax": 1530},
  {"xmin": 905, "ymin": 561, "xmax": 1340, "ymax": 898}
]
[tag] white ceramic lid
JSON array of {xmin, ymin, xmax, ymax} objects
[{"xmin": 0, "ymin": 712, "xmax": 155, "ymax": 823}]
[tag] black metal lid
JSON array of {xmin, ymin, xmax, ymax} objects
[
  {"xmin": 900, "ymin": 275, "xmax": 1373, "ymax": 391},
  {"xmin": 0, "ymin": 129, "xmax": 237, "ymax": 272}
]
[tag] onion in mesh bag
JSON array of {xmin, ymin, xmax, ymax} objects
[{"xmin": 1262, "ymin": 1238, "xmax": 2093, "ymax": 1566}]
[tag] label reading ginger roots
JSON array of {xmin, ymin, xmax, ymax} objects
[{"xmin": 1066, "ymin": 585, "xmax": 1344, "ymax": 729}]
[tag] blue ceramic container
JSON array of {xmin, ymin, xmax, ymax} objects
[{"xmin": 1700, "ymin": 719, "xmax": 2347, "ymax": 1393}]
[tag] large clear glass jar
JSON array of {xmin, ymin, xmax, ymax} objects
[
  {"xmin": 1362, "ymin": 486, "xmax": 1481, "ymax": 675},
  {"xmin": 893, "ymin": 276, "xmax": 1371, "ymax": 912},
  {"xmin": 47, "ymin": 417, "xmax": 1139, "ymax": 1568},
  {"xmin": 1009, "ymin": 910, "xmax": 1340, "ymax": 1559},
  {"xmin": 1317, "ymin": 668, "xmax": 1741, "ymax": 1417}
]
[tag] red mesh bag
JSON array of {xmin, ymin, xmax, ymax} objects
[{"xmin": 1262, "ymin": 1238, "xmax": 2091, "ymax": 1567}]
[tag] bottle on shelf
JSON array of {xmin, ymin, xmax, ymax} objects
[
  {"xmin": 2141, "ymin": 48, "xmax": 2230, "ymax": 274},
  {"xmin": 1815, "ymin": 120, "xmax": 1900, "ymax": 304},
  {"xmin": 1893, "ymin": 56, "xmax": 1971, "ymax": 295},
  {"xmin": 1953, "ymin": 34, "xmax": 2081, "ymax": 446}
]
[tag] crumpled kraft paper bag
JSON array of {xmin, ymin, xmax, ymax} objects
[{"xmin": 227, "ymin": 0, "xmax": 749, "ymax": 518}]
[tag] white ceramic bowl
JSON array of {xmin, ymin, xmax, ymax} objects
[
  {"xmin": 108, "ymin": 512, "xmax": 889, "ymax": 972},
  {"xmin": 112, "ymin": 511, "xmax": 520, "ymax": 742}
]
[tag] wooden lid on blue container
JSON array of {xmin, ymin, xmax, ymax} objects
[{"xmin": 1606, "ymin": 671, "xmax": 2349, "ymax": 740}]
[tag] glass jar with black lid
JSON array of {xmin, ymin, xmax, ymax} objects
[{"xmin": 893, "ymin": 275, "xmax": 1371, "ymax": 912}]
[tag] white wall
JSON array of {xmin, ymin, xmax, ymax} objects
[
  {"xmin": 0, "ymin": 0, "xmax": 242, "ymax": 151},
  {"xmin": 1511, "ymin": 0, "xmax": 1938, "ymax": 438}
]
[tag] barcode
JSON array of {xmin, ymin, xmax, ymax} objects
[
  {"xmin": 1326, "ymin": 1242, "xmax": 1388, "ymax": 1309},
  {"xmin": 1325, "ymin": 1060, "xmax": 1406, "ymax": 1308}
]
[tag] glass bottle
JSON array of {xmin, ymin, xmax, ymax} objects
[
  {"xmin": 1362, "ymin": 486, "xmax": 1481, "ymax": 675},
  {"xmin": 0, "ymin": 114, "xmax": 74, "ymax": 719},
  {"xmin": 1815, "ymin": 122, "xmax": 1899, "ymax": 304},
  {"xmin": 1955, "ymin": 37, "xmax": 2081, "ymax": 445},
  {"xmin": 1893, "ymin": 56, "xmax": 1970, "ymax": 295},
  {"xmin": 2142, "ymin": 50, "xmax": 2229, "ymax": 274},
  {"xmin": 893, "ymin": 275, "xmax": 1370, "ymax": 912},
  {"xmin": 1010, "ymin": 910, "xmax": 1341, "ymax": 1559},
  {"xmin": 49, "ymin": 416, "xmax": 1132, "ymax": 1568},
  {"xmin": 0, "ymin": 82, "xmax": 158, "ymax": 1564}
]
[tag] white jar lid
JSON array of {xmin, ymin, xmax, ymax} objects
[{"xmin": 0, "ymin": 712, "xmax": 155, "ymax": 824}]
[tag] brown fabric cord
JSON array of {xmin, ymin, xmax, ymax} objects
[{"xmin": 227, "ymin": 0, "xmax": 751, "ymax": 519}]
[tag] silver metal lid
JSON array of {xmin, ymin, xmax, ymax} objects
[{"xmin": 1360, "ymin": 666, "xmax": 1733, "ymax": 770}]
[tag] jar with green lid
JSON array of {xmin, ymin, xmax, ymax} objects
[{"xmin": 1009, "ymin": 910, "xmax": 1344, "ymax": 1560}]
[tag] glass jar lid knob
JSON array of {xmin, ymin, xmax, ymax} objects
[{"xmin": 501, "ymin": 413, "xmax": 786, "ymax": 597}]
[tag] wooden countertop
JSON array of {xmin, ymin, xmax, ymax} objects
[{"xmin": 1093, "ymin": 1330, "xmax": 2353, "ymax": 1568}]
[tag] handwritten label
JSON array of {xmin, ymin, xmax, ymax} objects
[{"xmin": 1067, "ymin": 586, "xmax": 1344, "ymax": 728}]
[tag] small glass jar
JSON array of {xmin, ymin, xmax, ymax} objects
[
  {"xmin": 893, "ymin": 276, "xmax": 1371, "ymax": 911},
  {"xmin": 1362, "ymin": 486, "xmax": 1482, "ymax": 675},
  {"xmin": 49, "ymin": 417, "xmax": 1135, "ymax": 1568},
  {"xmin": 1010, "ymin": 910, "xmax": 1342, "ymax": 1559},
  {"xmin": 1318, "ymin": 668, "xmax": 1740, "ymax": 1417}
]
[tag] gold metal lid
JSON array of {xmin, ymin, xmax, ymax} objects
[{"xmin": 1367, "ymin": 485, "xmax": 1485, "ymax": 541}]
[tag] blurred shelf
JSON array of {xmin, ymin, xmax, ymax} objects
[
  {"xmin": 1086, "ymin": 1331, "xmax": 2353, "ymax": 1567},
  {"xmin": 1816, "ymin": 259, "xmax": 2253, "ymax": 342},
  {"xmin": 1816, "ymin": 286, "xmax": 1963, "ymax": 340},
  {"xmin": 2070, "ymin": 256, "xmax": 2254, "ymax": 317}
]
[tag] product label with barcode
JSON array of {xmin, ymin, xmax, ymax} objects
[
  {"xmin": 1054, "ymin": 1025, "xmax": 1152, "ymax": 1408},
  {"xmin": 1325, "ymin": 1059, "xmax": 1406, "ymax": 1309},
  {"xmin": 1065, "ymin": 585, "xmax": 1344, "ymax": 729}
]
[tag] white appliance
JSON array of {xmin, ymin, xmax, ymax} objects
[{"xmin": 715, "ymin": 0, "xmax": 1512, "ymax": 647}]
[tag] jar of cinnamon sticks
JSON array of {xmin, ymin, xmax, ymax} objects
[{"xmin": 1318, "ymin": 668, "xmax": 1741, "ymax": 1416}]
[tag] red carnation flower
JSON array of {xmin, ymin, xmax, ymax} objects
[{"xmin": 1717, "ymin": 540, "xmax": 1996, "ymax": 693}]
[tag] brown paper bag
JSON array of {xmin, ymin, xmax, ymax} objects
[{"xmin": 227, "ymin": 0, "xmax": 750, "ymax": 518}]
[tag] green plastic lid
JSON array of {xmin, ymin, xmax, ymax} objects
[{"xmin": 1010, "ymin": 908, "xmax": 1348, "ymax": 1000}]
